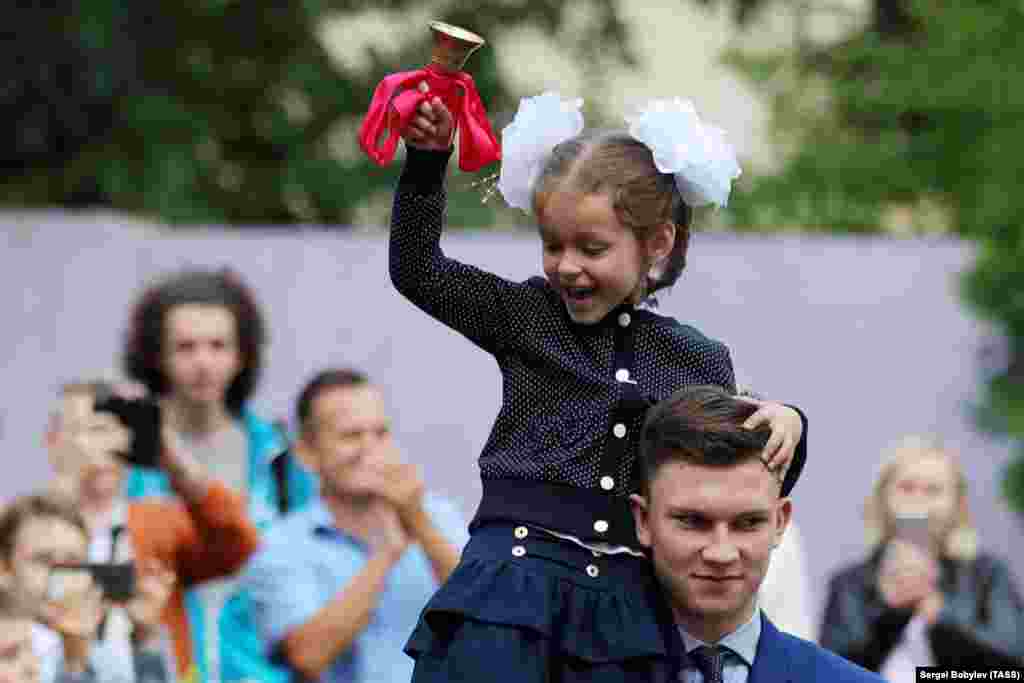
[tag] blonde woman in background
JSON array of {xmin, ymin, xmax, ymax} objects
[{"xmin": 820, "ymin": 436, "xmax": 1024, "ymax": 679}]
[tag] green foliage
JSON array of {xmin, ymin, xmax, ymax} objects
[
  {"xmin": 709, "ymin": 0, "xmax": 1024, "ymax": 511},
  {"xmin": 717, "ymin": 0, "xmax": 1024, "ymax": 236},
  {"xmin": 1003, "ymin": 454, "xmax": 1024, "ymax": 515},
  {"xmin": 1, "ymin": 0, "xmax": 633, "ymax": 227}
]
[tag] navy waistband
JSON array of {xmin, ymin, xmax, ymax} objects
[
  {"xmin": 466, "ymin": 522, "xmax": 653, "ymax": 588},
  {"xmin": 471, "ymin": 479, "xmax": 640, "ymax": 547}
]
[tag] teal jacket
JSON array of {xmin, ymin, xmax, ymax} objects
[{"xmin": 124, "ymin": 409, "xmax": 316, "ymax": 683}]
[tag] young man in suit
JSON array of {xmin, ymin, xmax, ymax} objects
[{"xmin": 631, "ymin": 385, "xmax": 884, "ymax": 683}]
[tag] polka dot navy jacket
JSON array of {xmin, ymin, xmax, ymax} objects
[{"xmin": 389, "ymin": 147, "xmax": 807, "ymax": 547}]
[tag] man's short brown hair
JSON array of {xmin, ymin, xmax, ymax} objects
[
  {"xmin": 637, "ymin": 385, "xmax": 773, "ymax": 495},
  {"xmin": 0, "ymin": 494, "xmax": 88, "ymax": 563}
]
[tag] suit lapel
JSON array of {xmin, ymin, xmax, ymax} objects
[{"xmin": 749, "ymin": 614, "xmax": 794, "ymax": 683}]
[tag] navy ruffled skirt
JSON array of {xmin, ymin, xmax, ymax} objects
[{"xmin": 405, "ymin": 523, "xmax": 683, "ymax": 683}]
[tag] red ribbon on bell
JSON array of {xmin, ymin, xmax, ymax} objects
[{"xmin": 358, "ymin": 22, "xmax": 501, "ymax": 172}]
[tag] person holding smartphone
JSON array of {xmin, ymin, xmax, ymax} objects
[
  {"xmin": 0, "ymin": 494, "xmax": 169, "ymax": 683},
  {"xmin": 820, "ymin": 436, "xmax": 1024, "ymax": 679},
  {"xmin": 44, "ymin": 380, "xmax": 262, "ymax": 683},
  {"xmin": 117, "ymin": 267, "xmax": 315, "ymax": 683}
]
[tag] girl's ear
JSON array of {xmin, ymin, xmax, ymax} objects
[
  {"xmin": 642, "ymin": 221, "xmax": 676, "ymax": 287},
  {"xmin": 646, "ymin": 221, "xmax": 676, "ymax": 265}
]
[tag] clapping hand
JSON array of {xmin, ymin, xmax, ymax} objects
[
  {"xmin": 878, "ymin": 539, "xmax": 940, "ymax": 611},
  {"xmin": 365, "ymin": 500, "xmax": 411, "ymax": 560},
  {"xmin": 346, "ymin": 443, "xmax": 426, "ymax": 528}
]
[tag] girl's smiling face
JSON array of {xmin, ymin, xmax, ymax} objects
[{"xmin": 538, "ymin": 191, "xmax": 671, "ymax": 325}]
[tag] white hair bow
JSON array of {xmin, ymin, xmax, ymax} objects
[
  {"xmin": 625, "ymin": 97, "xmax": 742, "ymax": 208},
  {"xmin": 497, "ymin": 92, "xmax": 584, "ymax": 212},
  {"xmin": 497, "ymin": 92, "xmax": 741, "ymax": 213}
]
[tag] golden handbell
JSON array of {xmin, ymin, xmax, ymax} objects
[
  {"xmin": 427, "ymin": 23, "xmax": 495, "ymax": 198},
  {"xmin": 358, "ymin": 20, "xmax": 499, "ymax": 171},
  {"xmin": 429, "ymin": 21, "xmax": 485, "ymax": 73}
]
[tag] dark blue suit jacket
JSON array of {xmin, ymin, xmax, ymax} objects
[{"xmin": 747, "ymin": 614, "xmax": 885, "ymax": 683}]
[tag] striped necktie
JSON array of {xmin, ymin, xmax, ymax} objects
[{"xmin": 689, "ymin": 645, "xmax": 725, "ymax": 683}]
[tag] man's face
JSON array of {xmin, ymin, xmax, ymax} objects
[
  {"xmin": 4, "ymin": 516, "xmax": 89, "ymax": 604},
  {"xmin": 302, "ymin": 385, "xmax": 394, "ymax": 499},
  {"xmin": 0, "ymin": 618, "xmax": 39, "ymax": 683},
  {"xmin": 48, "ymin": 391, "xmax": 128, "ymax": 501},
  {"xmin": 162, "ymin": 304, "xmax": 242, "ymax": 408},
  {"xmin": 632, "ymin": 457, "xmax": 791, "ymax": 640}
]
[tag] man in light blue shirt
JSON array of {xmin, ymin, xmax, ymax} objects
[
  {"xmin": 242, "ymin": 369, "xmax": 468, "ymax": 683},
  {"xmin": 630, "ymin": 386, "xmax": 884, "ymax": 683}
]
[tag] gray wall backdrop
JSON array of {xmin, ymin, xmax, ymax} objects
[{"xmin": 2, "ymin": 213, "xmax": 1020, "ymax": 627}]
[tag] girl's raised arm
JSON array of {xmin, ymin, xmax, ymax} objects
[{"xmin": 389, "ymin": 102, "xmax": 536, "ymax": 355}]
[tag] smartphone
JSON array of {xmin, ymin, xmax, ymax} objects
[
  {"xmin": 892, "ymin": 512, "xmax": 932, "ymax": 550},
  {"xmin": 48, "ymin": 563, "xmax": 136, "ymax": 603},
  {"xmin": 93, "ymin": 393, "xmax": 162, "ymax": 468}
]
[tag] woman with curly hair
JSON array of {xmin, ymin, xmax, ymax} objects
[{"xmin": 120, "ymin": 267, "xmax": 314, "ymax": 683}]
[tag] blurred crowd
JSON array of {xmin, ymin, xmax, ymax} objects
[{"xmin": 0, "ymin": 267, "xmax": 1020, "ymax": 683}]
